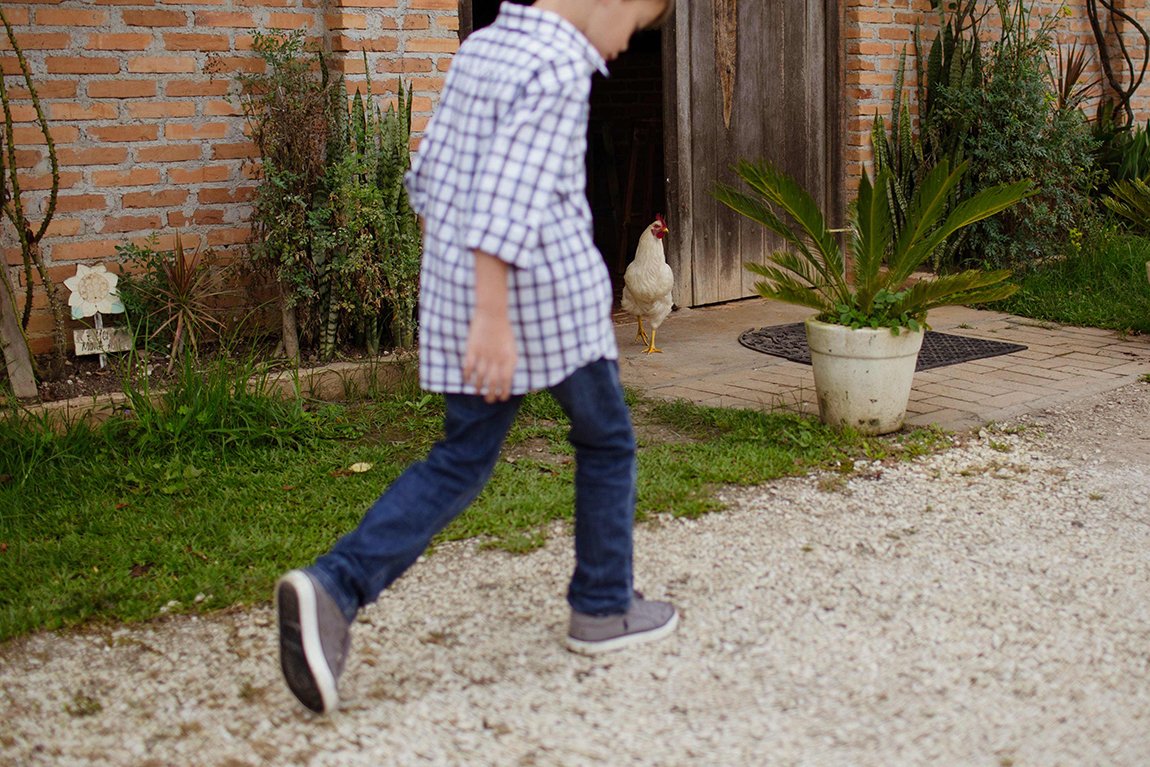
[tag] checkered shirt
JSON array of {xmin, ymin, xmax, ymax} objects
[{"xmin": 404, "ymin": 2, "xmax": 617, "ymax": 395}]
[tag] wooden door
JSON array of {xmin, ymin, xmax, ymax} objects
[{"xmin": 664, "ymin": 0, "xmax": 845, "ymax": 307}]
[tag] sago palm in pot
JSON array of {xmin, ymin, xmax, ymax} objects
[{"xmin": 712, "ymin": 159, "xmax": 1033, "ymax": 434}]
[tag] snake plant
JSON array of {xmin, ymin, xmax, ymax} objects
[{"xmin": 712, "ymin": 159, "xmax": 1033, "ymax": 332}]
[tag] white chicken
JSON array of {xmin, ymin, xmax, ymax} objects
[{"xmin": 621, "ymin": 215, "xmax": 673, "ymax": 354}]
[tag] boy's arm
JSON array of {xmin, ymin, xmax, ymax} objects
[{"xmin": 463, "ymin": 249, "xmax": 517, "ymax": 403}]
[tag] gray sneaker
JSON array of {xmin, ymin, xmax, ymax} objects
[
  {"xmin": 565, "ymin": 592, "xmax": 679, "ymax": 655},
  {"xmin": 276, "ymin": 570, "xmax": 351, "ymax": 714}
]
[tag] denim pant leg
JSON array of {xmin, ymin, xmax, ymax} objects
[
  {"xmin": 548, "ymin": 359, "xmax": 636, "ymax": 616},
  {"xmin": 309, "ymin": 393, "xmax": 522, "ymax": 622}
]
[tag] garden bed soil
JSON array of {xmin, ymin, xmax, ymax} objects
[{"xmin": 3, "ymin": 341, "xmax": 410, "ymax": 405}]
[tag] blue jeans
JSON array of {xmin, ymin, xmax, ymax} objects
[{"xmin": 309, "ymin": 358, "xmax": 636, "ymax": 622}]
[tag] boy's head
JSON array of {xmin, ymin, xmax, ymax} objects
[{"xmin": 537, "ymin": 0, "xmax": 673, "ymax": 62}]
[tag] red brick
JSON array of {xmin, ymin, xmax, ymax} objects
[
  {"xmin": 50, "ymin": 103, "xmax": 118, "ymax": 121},
  {"xmin": 136, "ymin": 145, "xmax": 201, "ymax": 162},
  {"xmin": 8, "ymin": 81, "xmax": 79, "ymax": 100},
  {"xmin": 92, "ymin": 168, "xmax": 163, "ymax": 187},
  {"xmin": 127, "ymin": 102, "xmax": 197, "ymax": 119},
  {"xmin": 35, "ymin": 9, "xmax": 107, "ymax": 25},
  {"xmin": 408, "ymin": 0, "xmax": 452, "ymax": 8},
  {"xmin": 168, "ymin": 166, "xmax": 230, "ymax": 183},
  {"xmin": 50, "ymin": 240, "xmax": 121, "ymax": 262},
  {"xmin": 88, "ymin": 80, "xmax": 156, "ymax": 99},
  {"xmin": 42, "ymin": 220, "xmax": 84, "ymax": 238},
  {"xmin": 164, "ymin": 123, "xmax": 229, "ymax": 140},
  {"xmin": 196, "ymin": 11, "xmax": 255, "ymax": 27},
  {"xmin": 325, "ymin": 12, "xmax": 366, "ymax": 28},
  {"xmin": 267, "ymin": 12, "xmax": 312, "ymax": 28},
  {"xmin": 57, "ymin": 147, "xmax": 129, "ymax": 166},
  {"xmin": 435, "ymin": 16, "xmax": 458, "ymax": 31},
  {"xmin": 164, "ymin": 33, "xmax": 230, "ymax": 51},
  {"xmin": 206, "ymin": 57, "xmax": 264, "ymax": 73},
  {"xmin": 332, "ymin": 36, "xmax": 398, "ymax": 52},
  {"xmin": 165, "ymin": 80, "xmax": 230, "ymax": 97},
  {"xmin": 122, "ymin": 10, "xmax": 188, "ymax": 26},
  {"xmin": 204, "ymin": 100, "xmax": 240, "ymax": 116},
  {"xmin": 198, "ymin": 186, "xmax": 254, "ymax": 204},
  {"xmin": 212, "ymin": 141, "xmax": 258, "ymax": 160},
  {"xmin": 405, "ymin": 38, "xmax": 458, "ymax": 54},
  {"xmin": 47, "ymin": 57, "xmax": 120, "ymax": 75},
  {"xmin": 12, "ymin": 126, "xmax": 79, "ymax": 145},
  {"xmin": 5, "ymin": 105, "xmax": 37, "ymax": 123},
  {"xmin": 0, "ymin": 8, "xmax": 29, "ymax": 25},
  {"xmin": 86, "ymin": 34, "xmax": 153, "ymax": 51},
  {"xmin": 235, "ymin": 0, "xmax": 295, "ymax": 6},
  {"xmin": 16, "ymin": 171, "xmax": 81, "ymax": 190},
  {"xmin": 88, "ymin": 125, "xmax": 159, "ymax": 142},
  {"xmin": 55, "ymin": 195, "xmax": 107, "ymax": 213},
  {"xmin": 128, "ymin": 57, "xmax": 196, "ymax": 74},
  {"xmin": 333, "ymin": 0, "xmax": 396, "ymax": 6},
  {"xmin": 13, "ymin": 149, "xmax": 41, "ymax": 169},
  {"xmin": 207, "ymin": 227, "xmax": 251, "ymax": 246},
  {"xmin": 168, "ymin": 209, "xmax": 225, "ymax": 227},
  {"xmin": 123, "ymin": 190, "xmax": 189, "ymax": 208},
  {"xmin": 378, "ymin": 58, "xmax": 431, "ymax": 73},
  {"xmin": 402, "ymin": 14, "xmax": 429, "ymax": 30},
  {"xmin": 0, "ymin": 35, "xmax": 71, "ymax": 51},
  {"xmin": 101, "ymin": 215, "xmax": 164, "ymax": 234}
]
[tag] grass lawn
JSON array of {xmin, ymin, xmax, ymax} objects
[
  {"xmin": 0, "ymin": 360, "xmax": 948, "ymax": 642},
  {"xmin": 990, "ymin": 229, "xmax": 1150, "ymax": 334}
]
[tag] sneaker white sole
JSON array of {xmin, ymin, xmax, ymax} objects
[
  {"xmin": 277, "ymin": 570, "xmax": 339, "ymax": 715},
  {"xmin": 564, "ymin": 609, "xmax": 679, "ymax": 656}
]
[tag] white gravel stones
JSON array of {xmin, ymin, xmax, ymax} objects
[{"xmin": 1, "ymin": 383, "xmax": 1149, "ymax": 765}]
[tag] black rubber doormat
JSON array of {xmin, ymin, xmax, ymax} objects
[{"xmin": 738, "ymin": 322, "xmax": 1028, "ymax": 372}]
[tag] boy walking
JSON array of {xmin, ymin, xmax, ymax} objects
[{"xmin": 276, "ymin": 0, "xmax": 677, "ymax": 715}]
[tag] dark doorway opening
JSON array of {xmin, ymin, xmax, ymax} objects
[{"xmin": 461, "ymin": 1, "xmax": 667, "ymax": 292}]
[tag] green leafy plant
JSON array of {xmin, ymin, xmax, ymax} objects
[
  {"xmin": 712, "ymin": 159, "xmax": 1032, "ymax": 332},
  {"xmin": 1103, "ymin": 177, "xmax": 1150, "ymax": 233},
  {"xmin": 0, "ymin": 8, "xmax": 65, "ymax": 394},
  {"xmin": 239, "ymin": 31, "xmax": 335, "ymax": 361},
  {"xmin": 116, "ymin": 234, "xmax": 233, "ymax": 372}
]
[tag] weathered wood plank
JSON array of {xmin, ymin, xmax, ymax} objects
[
  {"xmin": 664, "ymin": 5, "xmax": 694, "ymax": 308},
  {"xmin": 714, "ymin": 0, "xmax": 738, "ymax": 130},
  {"xmin": 458, "ymin": 0, "xmax": 473, "ymax": 41}
]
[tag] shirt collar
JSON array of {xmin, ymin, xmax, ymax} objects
[{"xmin": 494, "ymin": 3, "xmax": 610, "ymax": 77}]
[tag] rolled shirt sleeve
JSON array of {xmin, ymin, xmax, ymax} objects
[{"xmin": 461, "ymin": 67, "xmax": 585, "ymax": 270}]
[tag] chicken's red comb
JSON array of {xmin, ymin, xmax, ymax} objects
[{"xmin": 656, "ymin": 214, "xmax": 666, "ymax": 228}]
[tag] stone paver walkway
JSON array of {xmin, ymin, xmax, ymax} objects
[{"xmin": 614, "ymin": 299, "xmax": 1150, "ymax": 430}]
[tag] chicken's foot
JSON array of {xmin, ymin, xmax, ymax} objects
[
  {"xmin": 644, "ymin": 327, "xmax": 663, "ymax": 355},
  {"xmin": 635, "ymin": 317, "xmax": 650, "ymax": 345}
]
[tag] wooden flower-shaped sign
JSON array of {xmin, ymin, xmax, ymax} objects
[{"xmin": 64, "ymin": 263, "xmax": 124, "ymax": 319}]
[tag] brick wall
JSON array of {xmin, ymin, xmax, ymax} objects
[
  {"xmin": 4, "ymin": 1, "xmax": 1150, "ymax": 354},
  {"xmin": 845, "ymin": 0, "xmax": 1150, "ymax": 190},
  {"xmin": 1, "ymin": 0, "xmax": 457, "ymax": 355}
]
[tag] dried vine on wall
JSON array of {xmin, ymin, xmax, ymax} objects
[{"xmin": 1085, "ymin": 0, "xmax": 1149, "ymax": 125}]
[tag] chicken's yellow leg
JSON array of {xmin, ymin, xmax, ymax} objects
[
  {"xmin": 635, "ymin": 317, "xmax": 649, "ymax": 345},
  {"xmin": 644, "ymin": 327, "xmax": 663, "ymax": 354}
]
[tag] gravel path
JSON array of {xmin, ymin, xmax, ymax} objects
[{"xmin": 3, "ymin": 382, "xmax": 1149, "ymax": 767}]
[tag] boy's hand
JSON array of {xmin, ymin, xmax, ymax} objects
[
  {"xmin": 464, "ymin": 249, "xmax": 516, "ymax": 403},
  {"xmin": 463, "ymin": 309, "xmax": 517, "ymax": 403}
]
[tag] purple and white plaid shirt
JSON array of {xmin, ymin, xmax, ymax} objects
[{"xmin": 404, "ymin": 2, "xmax": 617, "ymax": 395}]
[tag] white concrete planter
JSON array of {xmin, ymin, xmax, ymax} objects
[{"xmin": 805, "ymin": 315, "xmax": 925, "ymax": 435}]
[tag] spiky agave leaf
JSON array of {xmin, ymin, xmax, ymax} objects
[
  {"xmin": 888, "ymin": 269, "xmax": 1016, "ymax": 317},
  {"xmin": 719, "ymin": 159, "xmax": 848, "ymax": 295},
  {"xmin": 745, "ymin": 265, "xmax": 837, "ymax": 314},
  {"xmin": 890, "ymin": 178, "xmax": 1034, "ymax": 288},
  {"xmin": 733, "ymin": 160, "xmax": 842, "ymax": 261},
  {"xmin": 851, "ymin": 169, "xmax": 894, "ymax": 312},
  {"xmin": 1103, "ymin": 178, "xmax": 1150, "ymax": 233}
]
